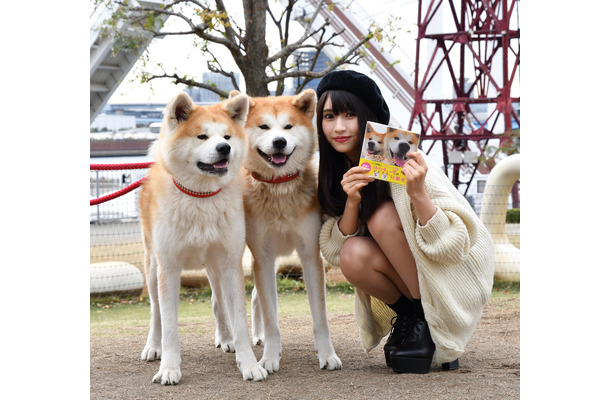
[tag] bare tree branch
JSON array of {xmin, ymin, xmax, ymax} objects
[{"xmin": 98, "ymin": 0, "xmax": 399, "ymax": 97}]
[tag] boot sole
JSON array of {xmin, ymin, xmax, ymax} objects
[
  {"xmin": 389, "ymin": 357, "xmax": 459, "ymax": 372},
  {"xmin": 390, "ymin": 356, "xmax": 433, "ymax": 374}
]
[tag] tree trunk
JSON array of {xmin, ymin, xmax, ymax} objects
[{"xmin": 241, "ymin": 0, "xmax": 270, "ymax": 96}]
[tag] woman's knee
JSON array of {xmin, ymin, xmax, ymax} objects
[{"xmin": 339, "ymin": 238, "xmax": 370, "ymax": 281}]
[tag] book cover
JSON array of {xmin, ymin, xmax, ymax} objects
[{"xmin": 357, "ymin": 121, "xmax": 420, "ymax": 186}]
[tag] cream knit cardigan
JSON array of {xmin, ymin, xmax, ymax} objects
[{"xmin": 319, "ymin": 154, "xmax": 495, "ymax": 363}]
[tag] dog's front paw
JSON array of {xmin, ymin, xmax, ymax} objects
[
  {"xmin": 141, "ymin": 344, "xmax": 161, "ymax": 361},
  {"xmin": 215, "ymin": 339, "xmax": 235, "ymax": 353},
  {"xmin": 319, "ymin": 352, "xmax": 342, "ymax": 370},
  {"xmin": 152, "ymin": 367, "xmax": 182, "ymax": 385},
  {"xmin": 240, "ymin": 362, "xmax": 268, "ymax": 382},
  {"xmin": 252, "ymin": 334, "xmax": 264, "ymax": 346},
  {"xmin": 258, "ymin": 354, "xmax": 280, "ymax": 374}
]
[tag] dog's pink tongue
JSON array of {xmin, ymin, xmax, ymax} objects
[
  {"xmin": 272, "ymin": 154, "xmax": 287, "ymax": 164},
  {"xmin": 368, "ymin": 149, "xmax": 376, "ymax": 154},
  {"xmin": 394, "ymin": 155, "xmax": 406, "ymax": 168},
  {"xmin": 214, "ymin": 160, "xmax": 228, "ymax": 169}
]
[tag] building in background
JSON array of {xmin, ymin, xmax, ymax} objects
[
  {"xmin": 90, "ymin": 113, "xmax": 136, "ymax": 132},
  {"xmin": 293, "ymin": 50, "xmax": 332, "ymax": 93},
  {"xmin": 185, "ymin": 72, "xmax": 240, "ymax": 103}
]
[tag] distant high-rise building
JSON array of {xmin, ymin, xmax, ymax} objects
[
  {"xmin": 186, "ymin": 72, "xmax": 240, "ymax": 104},
  {"xmin": 294, "ymin": 50, "xmax": 332, "ymax": 93}
]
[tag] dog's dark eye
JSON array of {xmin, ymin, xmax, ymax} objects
[
  {"xmin": 224, "ymin": 135, "xmax": 231, "ymax": 140},
  {"xmin": 198, "ymin": 134, "xmax": 209, "ymax": 140},
  {"xmin": 394, "ymin": 137, "xmax": 400, "ymax": 140},
  {"xmin": 284, "ymin": 124, "xmax": 293, "ymax": 130},
  {"xmin": 260, "ymin": 124, "xmax": 270, "ymax": 130},
  {"xmin": 377, "ymin": 141, "xmax": 382, "ymax": 144}
]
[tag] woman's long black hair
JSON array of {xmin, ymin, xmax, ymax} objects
[{"xmin": 316, "ymin": 89, "xmax": 391, "ymax": 229}]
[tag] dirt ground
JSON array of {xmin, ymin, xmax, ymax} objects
[{"xmin": 90, "ymin": 279, "xmax": 519, "ymax": 400}]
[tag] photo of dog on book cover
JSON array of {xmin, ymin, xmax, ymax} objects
[{"xmin": 358, "ymin": 121, "xmax": 420, "ymax": 186}]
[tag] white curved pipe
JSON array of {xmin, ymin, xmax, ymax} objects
[{"xmin": 480, "ymin": 154, "xmax": 520, "ymax": 280}]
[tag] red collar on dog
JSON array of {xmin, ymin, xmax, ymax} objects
[
  {"xmin": 250, "ymin": 171, "xmax": 300, "ymax": 184},
  {"xmin": 172, "ymin": 177, "xmax": 222, "ymax": 198}
]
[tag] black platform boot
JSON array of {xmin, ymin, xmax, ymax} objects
[
  {"xmin": 389, "ymin": 299, "xmax": 436, "ymax": 374},
  {"xmin": 383, "ymin": 295, "xmax": 413, "ymax": 366},
  {"xmin": 383, "ymin": 314, "xmax": 411, "ymax": 366}
]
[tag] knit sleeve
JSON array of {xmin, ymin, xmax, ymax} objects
[
  {"xmin": 319, "ymin": 215, "xmax": 357, "ymax": 267},
  {"xmin": 391, "ymin": 164, "xmax": 481, "ymax": 265},
  {"xmin": 414, "ymin": 205, "xmax": 473, "ymax": 264}
]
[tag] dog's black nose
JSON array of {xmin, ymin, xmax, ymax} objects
[
  {"xmin": 272, "ymin": 137, "xmax": 287, "ymax": 149},
  {"xmin": 367, "ymin": 141, "xmax": 376, "ymax": 149},
  {"xmin": 398, "ymin": 142, "xmax": 410, "ymax": 153},
  {"xmin": 216, "ymin": 143, "xmax": 231, "ymax": 155}
]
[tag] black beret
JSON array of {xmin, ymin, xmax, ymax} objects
[{"xmin": 316, "ymin": 70, "xmax": 390, "ymax": 124}]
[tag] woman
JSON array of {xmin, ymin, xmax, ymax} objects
[{"xmin": 315, "ymin": 70, "xmax": 495, "ymax": 374}]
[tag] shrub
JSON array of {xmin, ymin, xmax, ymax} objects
[{"xmin": 506, "ymin": 208, "xmax": 520, "ymax": 223}]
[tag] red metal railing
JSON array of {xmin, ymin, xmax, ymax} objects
[{"xmin": 90, "ymin": 162, "xmax": 154, "ymax": 206}]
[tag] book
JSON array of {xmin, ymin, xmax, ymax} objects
[{"xmin": 357, "ymin": 121, "xmax": 420, "ymax": 186}]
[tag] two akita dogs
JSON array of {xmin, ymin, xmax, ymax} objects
[
  {"xmin": 361, "ymin": 124, "xmax": 419, "ymax": 167},
  {"xmin": 139, "ymin": 89, "xmax": 340, "ymax": 385}
]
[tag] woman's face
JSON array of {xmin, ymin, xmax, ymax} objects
[{"xmin": 321, "ymin": 96, "xmax": 361, "ymax": 162}]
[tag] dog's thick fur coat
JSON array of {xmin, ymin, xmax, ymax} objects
[
  {"xmin": 235, "ymin": 89, "xmax": 342, "ymax": 373},
  {"xmin": 139, "ymin": 92, "xmax": 267, "ymax": 385}
]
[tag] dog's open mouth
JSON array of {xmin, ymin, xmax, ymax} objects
[
  {"xmin": 257, "ymin": 149, "xmax": 293, "ymax": 167},
  {"xmin": 368, "ymin": 149, "xmax": 380, "ymax": 155},
  {"xmin": 197, "ymin": 159, "xmax": 229, "ymax": 175},
  {"xmin": 390, "ymin": 150, "xmax": 408, "ymax": 167}
]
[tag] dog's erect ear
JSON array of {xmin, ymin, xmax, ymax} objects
[
  {"xmin": 230, "ymin": 90, "xmax": 256, "ymax": 109},
  {"xmin": 292, "ymin": 89, "xmax": 317, "ymax": 119},
  {"xmin": 366, "ymin": 124, "xmax": 373, "ymax": 133},
  {"xmin": 166, "ymin": 92, "xmax": 194, "ymax": 128},
  {"xmin": 223, "ymin": 93, "xmax": 249, "ymax": 127}
]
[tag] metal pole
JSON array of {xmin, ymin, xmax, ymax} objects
[{"xmin": 96, "ymin": 170, "xmax": 101, "ymax": 224}]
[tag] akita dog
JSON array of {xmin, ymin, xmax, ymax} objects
[
  {"xmin": 231, "ymin": 89, "xmax": 342, "ymax": 374},
  {"xmin": 139, "ymin": 92, "xmax": 267, "ymax": 385},
  {"xmin": 384, "ymin": 127, "xmax": 420, "ymax": 167},
  {"xmin": 361, "ymin": 123, "xmax": 386, "ymax": 162}
]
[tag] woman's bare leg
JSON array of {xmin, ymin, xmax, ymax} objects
[
  {"xmin": 366, "ymin": 200, "xmax": 421, "ymax": 299},
  {"xmin": 340, "ymin": 236, "xmax": 411, "ymax": 304}
]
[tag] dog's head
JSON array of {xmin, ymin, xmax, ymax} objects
[
  {"xmin": 236, "ymin": 89, "xmax": 317, "ymax": 176},
  {"xmin": 155, "ymin": 91, "xmax": 249, "ymax": 189},
  {"xmin": 362, "ymin": 124, "xmax": 385, "ymax": 159},
  {"xmin": 384, "ymin": 128, "xmax": 419, "ymax": 167}
]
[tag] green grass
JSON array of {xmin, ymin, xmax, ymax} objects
[
  {"xmin": 91, "ymin": 278, "xmax": 518, "ymax": 337},
  {"xmin": 90, "ymin": 280, "xmax": 355, "ymax": 337}
]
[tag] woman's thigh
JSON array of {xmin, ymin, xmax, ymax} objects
[{"xmin": 340, "ymin": 236, "xmax": 411, "ymax": 302}]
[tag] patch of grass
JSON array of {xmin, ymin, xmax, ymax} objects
[
  {"xmin": 91, "ymin": 277, "xmax": 516, "ymax": 310},
  {"xmin": 91, "ymin": 277, "xmax": 356, "ymax": 310},
  {"xmin": 90, "ymin": 277, "xmax": 518, "ymax": 337},
  {"xmin": 492, "ymin": 278, "xmax": 520, "ymax": 295}
]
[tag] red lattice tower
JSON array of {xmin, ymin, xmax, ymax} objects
[{"xmin": 408, "ymin": 0, "xmax": 520, "ymax": 195}]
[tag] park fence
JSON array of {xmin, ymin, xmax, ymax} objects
[{"xmin": 90, "ymin": 162, "xmax": 520, "ymax": 297}]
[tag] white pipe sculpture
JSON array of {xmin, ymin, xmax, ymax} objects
[{"xmin": 479, "ymin": 154, "xmax": 520, "ymax": 281}]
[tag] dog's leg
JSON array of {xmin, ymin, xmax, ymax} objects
[
  {"xmin": 152, "ymin": 259, "xmax": 183, "ymax": 385},
  {"xmin": 207, "ymin": 267, "xmax": 235, "ymax": 352},
  {"xmin": 296, "ymin": 216, "xmax": 342, "ymax": 371},
  {"xmin": 209, "ymin": 254, "xmax": 268, "ymax": 381},
  {"xmin": 141, "ymin": 248, "xmax": 162, "ymax": 361},
  {"xmin": 251, "ymin": 251, "xmax": 282, "ymax": 374},
  {"xmin": 250, "ymin": 260, "xmax": 265, "ymax": 346}
]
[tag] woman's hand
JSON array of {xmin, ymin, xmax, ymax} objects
[
  {"xmin": 402, "ymin": 151, "xmax": 428, "ymax": 198},
  {"xmin": 338, "ymin": 166, "xmax": 374, "ymax": 235},
  {"xmin": 402, "ymin": 152, "xmax": 437, "ymax": 225},
  {"xmin": 341, "ymin": 166, "xmax": 375, "ymax": 205}
]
